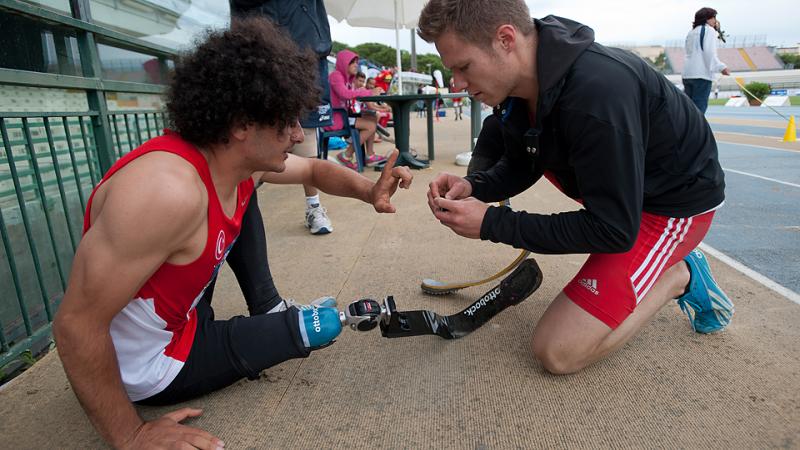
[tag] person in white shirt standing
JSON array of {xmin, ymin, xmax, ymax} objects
[{"xmin": 682, "ymin": 7, "xmax": 730, "ymax": 113}]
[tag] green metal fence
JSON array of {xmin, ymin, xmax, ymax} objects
[{"xmin": 0, "ymin": 0, "xmax": 174, "ymax": 373}]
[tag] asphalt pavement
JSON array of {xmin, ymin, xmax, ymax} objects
[{"xmin": 705, "ymin": 106, "xmax": 800, "ymax": 294}]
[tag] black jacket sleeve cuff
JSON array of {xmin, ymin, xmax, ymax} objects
[
  {"xmin": 464, "ymin": 175, "xmax": 482, "ymax": 199},
  {"xmin": 480, "ymin": 205, "xmax": 503, "ymax": 242}
]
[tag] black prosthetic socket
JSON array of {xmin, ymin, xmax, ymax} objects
[
  {"xmin": 381, "ymin": 259, "xmax": 543, "ymax": 339},
  {"xmin": 226, "ymin": 192, "xmax": 283, "ymax": 315}
]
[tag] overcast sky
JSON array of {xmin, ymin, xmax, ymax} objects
[{"xmin": 329, "ymin": 0, "xmax": 799, "ymax": 55}]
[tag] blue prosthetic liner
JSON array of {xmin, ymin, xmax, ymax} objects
[{"xmin": 298, "ymin": 306, "xmax": 342, "ymax": 348}]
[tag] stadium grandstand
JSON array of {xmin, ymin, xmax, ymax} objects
[
  {"xmin": 622, "ymin": 36, "xmax": 800, "ymax": 97},
  {"xmin": 663, "ymin": 35, "xmax": 785, "ymax": 74}
]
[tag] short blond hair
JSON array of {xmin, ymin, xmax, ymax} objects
[{"xmin": 418, "ymin": 0, "xmax": 535, "ymax": 48}]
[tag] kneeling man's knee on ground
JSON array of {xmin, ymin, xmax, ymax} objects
[
  {"xmin": 530, "ymin": 293, "xmax": 614, "ymax": 375},
  {"xmin": 531, "ymin": 333, "xmax": 588, "ymax": 375}
]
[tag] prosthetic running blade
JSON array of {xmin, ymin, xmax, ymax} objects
[
  {"xmin": 383, "ymin": 258, "xmax": 543, "ymax": 339},
  {"xmin": 421, "ymin": 200, "xmax": 524, "ymax": 295},
  {"xmin": 421, "ymin": 249, "xmax": 531, "ymax": 295}
]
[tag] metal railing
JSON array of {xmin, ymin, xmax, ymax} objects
[
  {"xmin": 0, "ymin": 0, "xmax": 174, "ymax": 373},
  {"xmin": 0, "ymin": 110, "xmax": 166, "ymax": 371}
]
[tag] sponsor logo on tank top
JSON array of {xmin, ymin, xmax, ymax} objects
[{"xmin": 215, "ymin": 230, "xmax": 226, "ymax": 260}]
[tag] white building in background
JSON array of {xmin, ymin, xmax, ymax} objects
[{"xmin": 776, "ymin": 44, "xmax": 800, "ymax": 55}]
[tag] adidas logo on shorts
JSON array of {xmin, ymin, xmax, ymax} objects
[{"xmin": 579, "ymin": 278, "xmax": 599, "ymax": 296}]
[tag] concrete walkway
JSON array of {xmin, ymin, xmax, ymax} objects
[{"xmin": 2, "ymin": 113, "xmax": 798, "ymax": 449}]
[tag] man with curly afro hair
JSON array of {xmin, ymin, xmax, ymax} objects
[{"xmin": 53, "ymin": 17, "xmax": 413, "ymax": 449}]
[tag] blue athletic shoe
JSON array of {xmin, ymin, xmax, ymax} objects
[{"xmin": 676, "ymin": 249, "xmax": 734, "ymax": 333}]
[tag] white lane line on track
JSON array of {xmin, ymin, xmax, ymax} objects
[
  {"xmin": 722, "ymin": 167, "xmax": 800, "ymax": 189},
  {"xmin": 699, "ymin": 243, "xmax": 800, "ymax": 306}
]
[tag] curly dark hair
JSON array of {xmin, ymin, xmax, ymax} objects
[{"xmin": 166, "ymin": 17, "xmax": 320, "ymax": 146}]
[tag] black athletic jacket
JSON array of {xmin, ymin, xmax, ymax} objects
[
  {"xmin": 229, "ymin": 0, "xmax": 332, "ymax": 57},
  {"xmin": 467, "ymin": 16, "xmax": 725, "ymax": 255}
]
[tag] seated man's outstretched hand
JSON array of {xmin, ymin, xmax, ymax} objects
[{"xmin": 370, "ymin": 149, "xmax": 413, "ymax": 213}]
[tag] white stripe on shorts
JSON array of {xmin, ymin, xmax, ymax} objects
[
  {"xmin": 631, "ymin": 217, "xmax": 676, "ymax": 284},
  {"xmin": 637, "ymin": 217, "xmax": 692, "ymax": 302},
  {"xmin": 630, "ymin": 217, "xmax": 692, "ymax": 303}
]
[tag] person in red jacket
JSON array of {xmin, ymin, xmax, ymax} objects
[
  {"xmin": 365, "ymin": 77, "xmax": 393, "ymax": 127},
  {"xmin": 374, "ymin": 67, "xmax": 396, "ymax": 93}
]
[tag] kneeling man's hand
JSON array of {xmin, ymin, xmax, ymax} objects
[
  {"xmin": 426, "ymin": 172, "xmax": 472, "ymax": 216},
  {"xmin": 431, "ymin": 196, "xmax": 489, "ymax": 239}
]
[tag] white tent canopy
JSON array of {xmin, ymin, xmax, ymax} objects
[{"xmin": 325, "ymin": 0, "xmax": 423, "ymax": 29}]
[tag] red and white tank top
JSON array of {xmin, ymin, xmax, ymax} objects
[{"xmin": 83, "ymin": 132, "xmax": 255, "ymax": 401}]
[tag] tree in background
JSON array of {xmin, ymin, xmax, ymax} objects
[
  {"xmin": 778, "ymin": 53, "xmax": 800, "ymax": 69},
  {"xmin": 331, "ymin": 41, "xmax": 349, "ymax": 55},
  {"xmin": 651, "ymin": 52, "xmax": 668, "ymax": 73}
]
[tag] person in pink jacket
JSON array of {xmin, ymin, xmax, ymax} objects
[{"xmin": 328, "ymin": 49, "xmax": 385, "ymax": 169}]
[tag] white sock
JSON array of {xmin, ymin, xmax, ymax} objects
[
  {"xmin": 266, "ymin": 300, "xmax": 288, "ymax": 314},
  {"xmin": 306, "ymin": 194, "xmax": 320, "ymax": 209}
]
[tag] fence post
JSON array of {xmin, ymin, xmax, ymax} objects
[
  {"xmin": 71, "ymin": 0, "xmax": 115, "ymax": 175},
  {"xmin": 470, "ymin": 98, "xmax": 482, "ymax": 151}
]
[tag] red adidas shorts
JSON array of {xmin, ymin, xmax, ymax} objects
[
  {"xmin": 563, "ymin": 210, "xmax": 714, "ymax": 329},
  {"xmin": 543, "ymin": 172, "xmax": 716, "ymax": 329}
]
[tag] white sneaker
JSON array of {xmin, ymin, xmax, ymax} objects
[{"xmin": 305, "ymin": 205, "xmax": 333, "ymax": 235}]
